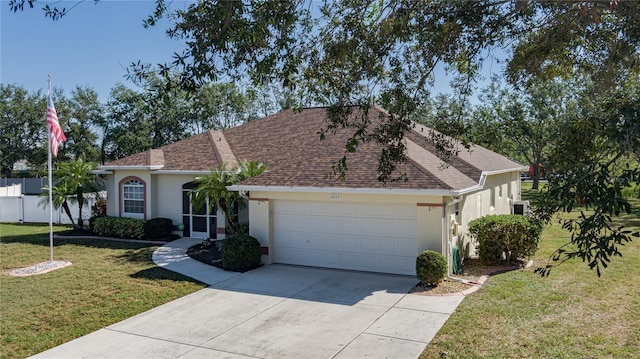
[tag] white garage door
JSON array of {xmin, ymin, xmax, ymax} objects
[{"xmin": 273, "ymin": 200, "xmax": 417, "ymax": 275}]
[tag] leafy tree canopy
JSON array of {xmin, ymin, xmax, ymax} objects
[
  {"xmin": 143, "ymin": 0, "xmax": 640, "ymax": 275},
  {"xmin": 10, "ymin": 0, "xmax": 640, "ymax": 275}
]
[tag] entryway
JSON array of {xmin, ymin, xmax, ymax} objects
[{"xmin": 181, "ymin": 182, "xmax": 217, "ymax": 239}]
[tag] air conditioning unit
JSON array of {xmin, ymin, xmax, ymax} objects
[{"xmin": 513, "ymin": 201, "xmax": 530, "ymax": 215}]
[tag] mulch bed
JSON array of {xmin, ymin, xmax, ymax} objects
[
  {"xmin": 409, "ymin": 258, "xmax": 530, "ymax": 296},
  {"xmin": 186, "ymin": 240, "xmax": 224, "ymax": 269}
]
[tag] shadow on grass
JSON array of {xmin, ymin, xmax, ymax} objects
[
  {"xmin": 1, "ymin": 231, "xmax": 158, "ymax": 251},
  {"xmin": 130, "ymin": 267, "xmax": 204, "ymax": 285},
  {"xmin": 113, "ymin": 247, "xmax": 158, "ymax": 264},
  {"xmin": 612, "ymin": 205, "xmax": 640, "ymax": 229}
]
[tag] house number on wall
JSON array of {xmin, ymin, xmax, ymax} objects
[{"xmin": 330, "ymin": 193, "xmax": 340, "ymax": 200}]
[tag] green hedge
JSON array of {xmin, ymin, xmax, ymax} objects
[
  {"xmin": 468, "ymin": 214, "xmax": 543, "ymax": 265},
  {"xmin": 91, "ymin": 216, "xmax": 173, "ymax": 240}
]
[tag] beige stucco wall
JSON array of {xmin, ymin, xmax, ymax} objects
[
  {"xmin": 154, "ymin": 174, "xmax": 199, "ymax": 224},
  {"xmin": 105, "ymin": 170, "xmax": 152, "ymax": 219},
  {"xmin": 247, "ymin": 190, "xmax": 446, "ymax": 265},
  {"xmin": 248, "ymin": 198, "xmax": 271, "ymax": 262},
  {"xmin": 104, "ymin": 174, "xmax": 116, "ymax": 217},
  {"xmin": 104, "ymin": 171, "xmax": 195, "ymax": 223},
  {"xmin": 105, "ymin": 171, "xmax": 233, "ymax": 237},
  {"xmin": 417, "ymin": 204, "xmax": 446, "ymax": 253},
  {"xmin": 102, "ymin": 169, "xmax": 521, "ymax": 268},
  {"xmin": 455, "ymin": 170, "xmax": 522, "ymax": 258}
]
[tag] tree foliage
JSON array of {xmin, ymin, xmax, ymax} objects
[
  {"xmin": 39, "ymin": 159, "xmax": 101, "ymax": 229},
  {"xmin": 0, "ymin": 84, "xmax": 48, "ymax": 176},
  {"xmin": 60, "ymin": 86, "xmax": 103, "ymax": 163},
  {"xmin": 193, "ymin": 161, "xmax": 267, "ymax": 232},
  {"xmin": 1, "ymin": 84, "xmax": 102, "ymax": 173},
  {"xmin": 53, "ymin": 158, "xmax": 102, "ymax": 229},
  {"xmin": 187, "ymin": 82, "xmax": 261, "ymax": 133},
  {"xmin": 9, "ymin": 0, "xmax": 640, "ymax": 275},
  {"xmin": 473, "ymin": 78, "xmax": 582, "ymax": 189},
  {"xmin": 534, "ymin": 83, "xmax": 640, "ymax": 276},
  {"xmin": 39, "ymin": 181, "xmax": 77, "ymax": 227},
  {"xmin": 100, "ymin": 75, "xmax": 267, "ymax": 163},
  {"xmin": 0, "ymin": 79, "xmax": 268, "ymax": 171},
  {"xmin": 155, "ymin": 0, "xmax": 639, "ymax": 275}
]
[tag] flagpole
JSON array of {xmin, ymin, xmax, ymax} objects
[{"xmin": 47, "ymin": 74, "xmax": 54, "ymax": 263}]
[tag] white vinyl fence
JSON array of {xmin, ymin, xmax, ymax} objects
[
  {"xmin": 0, "ymin": 184, "xmax": 22, "ymax": 196},
  {"xmin": 0, "ymin": 194, "xmax": 101, "ymax": 224}
]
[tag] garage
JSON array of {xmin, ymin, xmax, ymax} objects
[{"xmin": 272, "ymin": 200, "xmax": 418, "ymax": 275}]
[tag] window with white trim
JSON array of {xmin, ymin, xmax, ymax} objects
[{"xmin": 122, "ymin": 179, "xmax": 144, "ymax": 216}]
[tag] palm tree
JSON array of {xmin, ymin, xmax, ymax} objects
[
  {"xmin": 235, "ymin": 160, "xmax": 268, "ymax": 182},
  {"xmin": 39, "ymin": 181, "xmax": 76, "ymax": 228},
  {"xmin": 54, "ymin": 159, "xmax": 102, "ymax": 229},
  {"xmin": 193, "ymin": 160, "xmax": 266, "ymax": 232}
]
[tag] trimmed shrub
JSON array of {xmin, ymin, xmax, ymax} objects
[
  {"xmin": 468, "ymin": 214, "xmax": 543, "ymax": 265},
  {"xmin": 90, "ymin": 216, "xmax": 111, "ymax": 237},
  {"xmin": 91, "ymin": 216, "xmax": 145, "ymax": 240},
  {"xmin": 416, "ymin": 250, "xmax": 447, "ymax": 286},
  {"xmin": 144, "ymin": 218, "xmax": 173, "ymax": 239},
  {"xmin": 88, "ymin": 215, "xmax": 106, "ymax": 233},
  {"xmin": 221, "ymin": 234, "xmax": 262, "ymax": 272}
]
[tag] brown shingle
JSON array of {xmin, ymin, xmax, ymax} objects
[
  {"xmin": 405, "ymin": 138, "xmax": 477, "ymax": 189},
  {"xmin": 104, "ymin": 131, "xmax": 221, "ymax": 171},
  {"xmin": 106, "ymin": 150, "xmax": 152, "ymax": 167},
  {"xmin": 102, "ymin": 107, "xmax": 524, "ymax": 190},
  {"xmin": 225, "ymin": 107, "xmax": 449, "ymax": 189},
  {"xmin": 410, "ymin": 123, "xmax": 523, "ymax": 175}
]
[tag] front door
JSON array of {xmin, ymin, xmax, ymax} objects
[{"xmin": 182, "ymin": 182, "xmax": 217, "ymax": 239}]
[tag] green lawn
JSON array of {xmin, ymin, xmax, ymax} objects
[
  {"xmin": 0, "ymin": 224, "xmax": 205, "ymax": 359},
  {"xmin": 4, "ymin": 186, "xmax": 639, "ymax": 359},
  {"xmin": 420, "ymin": 184, "xmax": 640, "ymax": 358}
]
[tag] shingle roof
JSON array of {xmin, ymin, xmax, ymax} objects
[
  {"xmin": 101, "ymin": 107, "xmax": 525, "ymax": 191},
  {"xmin": 104, "ymin": 131, "xmax": 221, "ymax": 171},
  {"xmin": 223, "ymin": 107, "xmax": 448, "ymax": 189}
]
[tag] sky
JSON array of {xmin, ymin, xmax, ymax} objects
[
  {"xmin": 1, "ymin": 0, "xmax": 192, "ymax": 102},
  {"xmin": 1, "ymin": 0, "xmax": 506, "ymax": 104}
]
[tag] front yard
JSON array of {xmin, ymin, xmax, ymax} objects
[
  {"xmin": 2, "ymin": 184, "xmax": 639, "ymax": 359},
  {"xmin": 0, "ymin": 224, "xmax": 205, "ymax": 359},
  {"xmin": 420, "ymin": 186, "xmax": 640, "ymax": 358}
]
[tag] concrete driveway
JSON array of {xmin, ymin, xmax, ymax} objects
[{"xmin": 31, "ymin": 239, "xmax": 463, "ymax": 359}]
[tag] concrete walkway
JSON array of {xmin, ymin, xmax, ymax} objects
[{"xmin": 30, "ymin": 237, "xmax": 464, "ymax": 359}]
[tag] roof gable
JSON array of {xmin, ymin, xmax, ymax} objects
[{"xmin": 102, "ymin": 107, "xmax": 524, "ymax": 191}]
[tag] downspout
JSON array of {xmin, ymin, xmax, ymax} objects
[{"xmin": 444, "ymin": 195, "xmax": 467, "ymax": 283}]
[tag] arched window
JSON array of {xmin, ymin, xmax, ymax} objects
[{"xmin": 121, "ymin": 178, "xmax": 145, "ymax": 218}]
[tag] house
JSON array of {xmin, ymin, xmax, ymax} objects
[{"xmin": 99, "ymin": 107, "xmax": 526, "ymax": 276}]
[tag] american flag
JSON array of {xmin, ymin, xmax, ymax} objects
[{"xmin": 46, "ymin": 94, "xmax": 66, "ymax": 157}]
